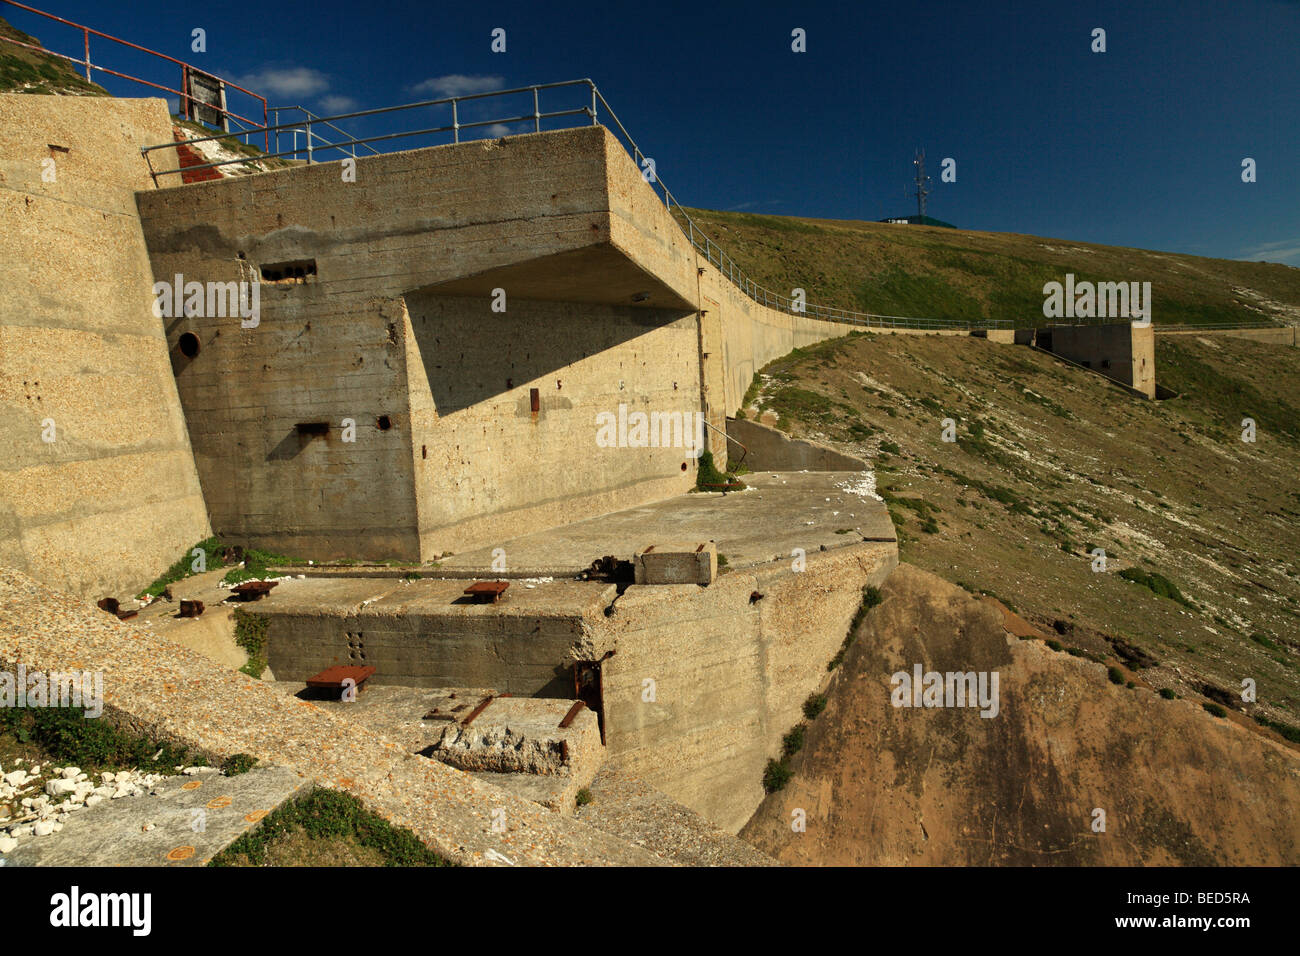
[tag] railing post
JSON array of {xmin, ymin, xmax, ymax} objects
[
  {"xmin": 453, "ymin": 99, "xmax": 459, "ymax": 143},
  {"xmin": 305, "ymin": 116, "xmax": 313, "ymax": 164},
  {"xmin": 590, "ymin": 84, "xmax": 598, "ymax": 125},
  {"xmin": 533, "ymin": 87, "xmax": 540, "ymax": 132},
  {"xmin": 83, "ymin": 28, "xmax": 90, "ymax": 82}
]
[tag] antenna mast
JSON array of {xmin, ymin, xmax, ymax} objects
[{"xmin": 911, "ymin": 148, "xmax": 930, "ymax": 223}]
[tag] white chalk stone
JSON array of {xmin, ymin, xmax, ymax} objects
[
  {"xmin": 0, "ymin": 836, "xmax": 16, "ymax": 854},
  {"xmin": 32, "ymin": 820, "xmax": 55, "ymax": 837}
]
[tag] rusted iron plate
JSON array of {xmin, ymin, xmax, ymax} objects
[
  {"xmin": 558, "ymin": 700, "xmax": 586, "ymax": 729},
  {"xmin": 304, "ymin": 664, "xmax": 375, "ymax": 689},
  {"xmin": 232, "ymin": 580, "xmax": 278, "ymax": 600},
  {"xmin": 179, "ymin": 599, "xmax": 204, "ymax": 618},
  {"xmin": 463, "ymin": 581, "xmax": 508, "ymax": 603}
]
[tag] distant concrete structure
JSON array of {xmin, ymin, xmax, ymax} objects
[
  {"xmin": 0, "ymin": 95, "xmax": 211, "ymax": 597},
  {"xmin": 978, "ymin": 322, "xmax": 1157, "ymax": 399},
  {"xmin": 1037, "ymin": 322, "xmax": 1156, "ymax": 398}
]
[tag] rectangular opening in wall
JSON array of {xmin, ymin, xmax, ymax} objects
[
  {"xmin": 261, "ymin": 259, "xmax": 317, "ymax": 283},
  {"xmin": 295, "ymin": 421, "xmax": 329, "ymax": 436}
]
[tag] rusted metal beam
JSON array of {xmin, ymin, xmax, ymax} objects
[
  {"xmin": 461, "ymin": 695, "xmax": 495, "ymax": 726},
  {"xmin": 559, "ymin": 700, "xmax": 586, "ymax": 729}
]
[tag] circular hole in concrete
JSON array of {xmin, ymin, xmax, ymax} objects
[
  {"xmin": 377, "ymin": 415, "xmax": 392, "ymax": 430},
  {"xmin": 681, "ymin": 462, "xmax": 688, "ymax": 471},
  {"xmin": 178, "ymin": 332, "xmax": 200, "ymax": 358}
]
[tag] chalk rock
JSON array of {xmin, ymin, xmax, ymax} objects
[
  {"xmin": 60, "ymin": 767, "xmax": 80, "ymax": 780},
  {"xmin": 84, "ymin": 795, "xmax": 104, "ymax": 809},
  {"xmin": 32, "ymin": 820, "xmax": 55, "ymax": 837},
  {"xmin": 0, "ymin": 836, "xmax": 16, "ymax": 854},
  {"xmin": 45, "ymin": 779, "xmax": 76, "ymax": 797}
]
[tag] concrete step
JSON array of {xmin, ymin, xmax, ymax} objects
[{"xmin": 0, "ymin": 766, "xmax": 307, "ymax": 867}]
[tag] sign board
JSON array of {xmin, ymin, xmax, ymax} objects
[{"xmin": 185, "ymin": 68, "xmax": 228, "ymax": 131}]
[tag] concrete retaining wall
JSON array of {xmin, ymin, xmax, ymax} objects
[
  {"xmin": 0, "ymin": 95, "xmax": 211, "ymax": 597},
  {"xmin": 601, "ymin": 541, "xmax": 897, "ymax": 831},
  {"xmin": 726, "ymin": 417, "xmax": 868, "ymax": 471},
  {"xmin": 1158, "ymin": 326, "xmax": 1297, "ymax": 346}
]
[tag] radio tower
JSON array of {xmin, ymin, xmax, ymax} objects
[{"xmin": 911, "ymin": 149, "xmax": 931, "ymax": 223}]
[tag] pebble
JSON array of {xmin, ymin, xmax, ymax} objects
[{"xmin": 0, "ymin": 836, "xmax": 16, "ymax": 854}]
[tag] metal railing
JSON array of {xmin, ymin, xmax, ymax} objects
[
  {"xmin": 1153, "ymin": 321, "xmax": 1286, "ymax": 332},
  {"xmin": 269, "ymin": 105, "xmax": 383, "ymax": 163},
  {"xmin": 145, "ymin": 78, "xmax": 1010, "ymax": 332},
  {"xmin": 1, "ymin": 0, "xmax": 268, "ymax": 148}
]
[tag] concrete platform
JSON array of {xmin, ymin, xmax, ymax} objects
[
  {"xmin": 1, "ymin": 767, "xmax": 307, "ymax": 867},
  {"xmin": 437, "ymin": 471, "xmax": 894, "ymax": 576}
]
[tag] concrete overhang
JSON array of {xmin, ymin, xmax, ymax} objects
[{"xmin": 409, "ymin": 241, "xmax": 696, "ymax": 311}]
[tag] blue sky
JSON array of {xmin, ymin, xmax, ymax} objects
[{"xmin": 8, "ymin": 0, "xmax": 1298, "ymax": 263}]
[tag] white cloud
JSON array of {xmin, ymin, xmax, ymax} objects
[
  {"xmin": 317, "ymin": 95, "xmax": 358, "ymax": 114},
  {"xmin": 485, "ymin": 123, "xmax": 513, "ymax": 137},
  {"xmin": 237, "ymin": 67, "xmax": 330, "ymax": 100},
  {"xmin": 410, "ymin": 74, "xmax": 506, "ymax": 98},
  {"xmin": 1238, "ymin": 238, "xmax": 1300, "ymax": 265}
]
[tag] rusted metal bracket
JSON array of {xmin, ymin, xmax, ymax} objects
[{"xmin": 559, "ymin": 700, "xmax": 586, "ymax": 729}]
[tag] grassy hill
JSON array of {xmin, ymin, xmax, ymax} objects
[
  {"xmin": 743, "ymin": 330, "xmax": 1300, "ymax": 739},
  {"xmin": 0, "ymin": 15, "xmax": 108, "ymax": 96},
  {"xmin": 678, "ymin": 206, "xmax": 1300, "ymax": 328}
]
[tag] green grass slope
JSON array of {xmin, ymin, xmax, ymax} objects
[
  {"xmin": 0, "ymin": 15, "xmax": 108, "ymax": 96},
  {"xmin": 678, "ymin": 206, "xmax": 1300, "ymax": 328},
  {"xmin": 745, "ymin": 331, "xmax": 1300, "ymax": 739}
]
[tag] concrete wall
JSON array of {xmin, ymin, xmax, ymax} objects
[
  {"xmin": 135, "ymin": 124, "xmax": 857, "ymax": 559},
  {"xmin": 726, "ymin": 417, "xmax": 868, "ymax": 471},
  {"xmin": 1039, "ymin": 322, "xmax": 1156, "ymax": 398},
  {"xmin": 600, "ymin": 132, "xmax": 855, "ymax": 453},
  {"xmin": 137, "ymin": 127, "xmax": 705, "ymax": 560},
  {"xmin": 259, "ymin": 578, "xmax": 617, "ymax": 695},
  {"xmin": 1158, "ymin": 326, "xmax": 1297, "ymax": 346},
  {"xmin": 0, "ymin": 95, "xmax": 211, "ymax": 597},
  {"xmin": 404, "ymin": 292, "xmax": 703, "ymax": 556},
  {"xmin": 600, "ymin": 542, "xmax": 897, "ymax": 831}
]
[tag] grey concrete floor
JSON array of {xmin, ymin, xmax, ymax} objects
[{"xmin": 437, "ymin": 470, "xmax": 894, "ymax": 575}]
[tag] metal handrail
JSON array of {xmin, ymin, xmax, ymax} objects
[
  {"xmin": 1, "ymin": 0, "xmax": 268, "ymax": 147},
  {"xmin": 144, "ymin": 78, "xmax": 1010, "ymax": 332}
]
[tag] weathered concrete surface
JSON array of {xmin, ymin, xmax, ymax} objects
[
  {"xmin": 726, "ymin": 417, "xmax": 869, "ymax": 471},
  {"xmin": 633, "ymin": 541, "xmax": 716, "ymax": 585},
  {"xmin": 603, "ymin": 538, "xmax": 898, "ymax": 831},
  {"xmin": 438, "ymin": 471, "xmax": 896, "ymax": 575},
  {"xmin": 0, "ymin": 567, "xmax": 665, "ymax": 866},
  {"xmin": 257, "ymin": 577, "xmax": 616, "ymax": 692},
  {"xmin": 135, "ymin": 126, "xmax": 706, "ymax": 562},
  {"xmin": 1, "ymin": 767, "xmax": 306, "ymax": 867},
  {"xmin": 426, "ymin": 696, "xmax": 602, "ymax": 778},
  {"xmin": 1158, "ymin": 326, "xmax": 1297, "ymax": 346},
  {"xmin": 576, "ymin": 763, "xmax": 778, "ymax": 866},
  {"xmin": 0, "ymin": 94, "xmax": 210, "ymax": 597},
  {"xmin": 741, "ymin": 564, "xmax": 1300, "ymax": 865}
]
